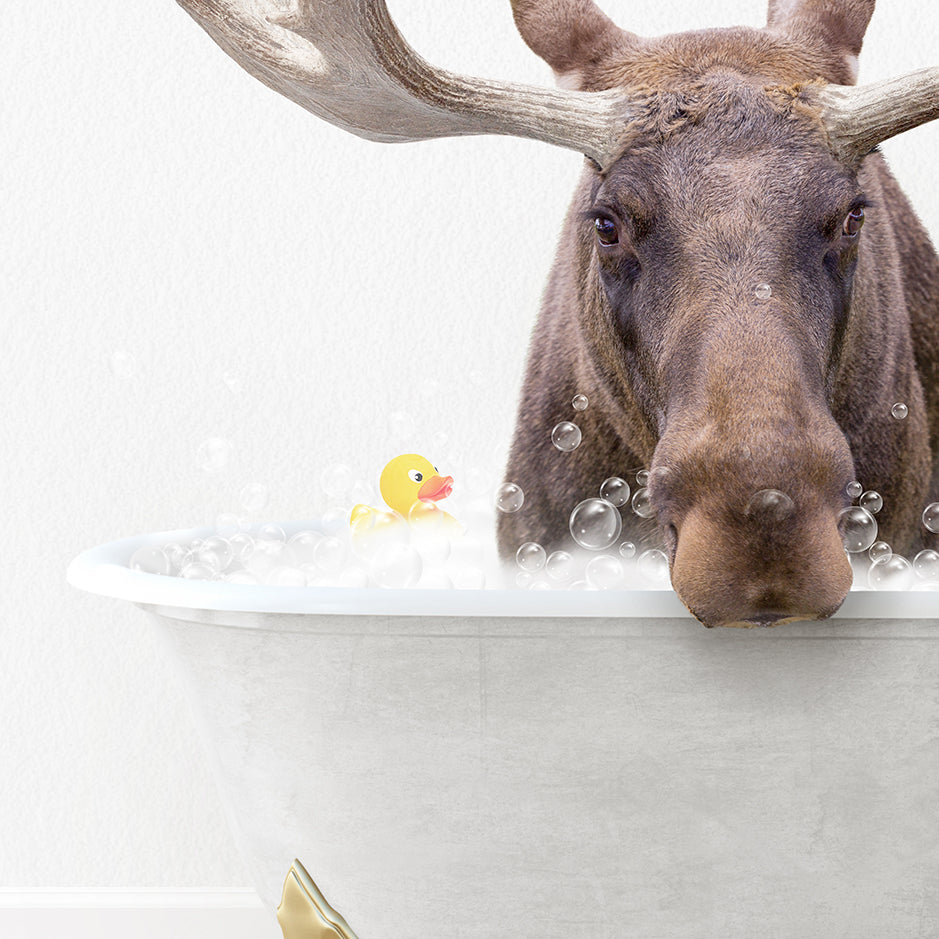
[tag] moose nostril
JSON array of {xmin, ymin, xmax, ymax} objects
[{"xmin": 744, "ymin": 488, "xmax": 796, "ymax": 523}]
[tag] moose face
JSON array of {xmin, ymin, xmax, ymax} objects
[
  {"xmin": 176, "ymin": 0, "xmax": 939, "ymax": 626},
  {"xmin": 581, "ymin": 75, "xmax": 860, "ymax": 624}
]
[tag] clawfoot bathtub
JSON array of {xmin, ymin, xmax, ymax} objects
[{"xmin": 69, "ymin": 525, "xmax": 939, "ymax": 937}]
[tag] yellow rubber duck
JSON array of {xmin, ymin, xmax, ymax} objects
[{"xmin": 350, "ymin": 454, "xmax": 460, "ymax": 536}]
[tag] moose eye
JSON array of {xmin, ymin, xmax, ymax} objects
[
  {"xmin": 594, "ymin": 216, "xmax": 619, "ymax": 246},
  {"xmin": 408, "ymin": 470, "xmax": 423, "ymax": 483},
  {"xmin": 843, "ymin": 206, "xmax": 865, "ymax": 238}
]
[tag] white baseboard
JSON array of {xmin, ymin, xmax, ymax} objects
[{"xmin": 0, "ymin": 891, "xmax": 282, "ymax": 939}]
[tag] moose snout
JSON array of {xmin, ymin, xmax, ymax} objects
[
  {"xmin": 667, "ymin": 501, "xmax": 853, "ymax": 628},
  {"xmin": 651, "ymin": 427, "xmax": 856, "ymax": 628}
]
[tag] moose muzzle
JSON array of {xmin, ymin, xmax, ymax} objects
[
  {"xmin": 650, "ymin": 398, "xmax": 856, "ymax": 628},
  {"xmin": 667, "ymin": 495, "xmax": 853, "ymax": 628}
]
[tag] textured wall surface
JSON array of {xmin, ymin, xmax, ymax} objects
[{"xmin": 2, "ymin": 0, "xmax": 937, "ymax": 898}]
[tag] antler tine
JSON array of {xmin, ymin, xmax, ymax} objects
[
  {"xmin": 175, "ymin": 0, "xmax": 634, "ymax": 171},
  {"xmin": 815, "ymin": 66, "xmax": 939, "ymax": 164}
]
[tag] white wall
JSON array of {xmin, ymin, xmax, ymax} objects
[{"xmin": 2, "ymin": 0, "xmax": 937, "ymax": 910}]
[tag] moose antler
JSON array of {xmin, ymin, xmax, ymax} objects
[
  {"xmin": 815, "ymin": 66, "xmax": 939, "ymax": 164},
  {"xmin": 175, "ymin": 0, "xmax": 633, "ymax": 170},
  {"xmin": 175, "ymin": 0, "xmax": 939, "ymax": 171}
]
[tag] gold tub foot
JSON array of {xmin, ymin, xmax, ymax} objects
[{"xmin": 277, "ymin": 859, "xmax": 360, "ymax": 939}]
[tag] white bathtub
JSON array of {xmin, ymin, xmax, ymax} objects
[{"xmin": 69, "ymin": 525, "xmax": 939, "ymax": 938}]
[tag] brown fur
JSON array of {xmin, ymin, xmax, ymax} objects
[
  {"xmin": 499, "ymin": 1, "xmax": 939, "ymax": 626},
  {"xmin": 509, "ymin": 1, "xmax": 636, "ymax": 78}
]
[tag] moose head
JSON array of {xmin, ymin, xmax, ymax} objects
[{"xmin": 174, "ymin": 0, "xmax": 939, "ymax": 626}]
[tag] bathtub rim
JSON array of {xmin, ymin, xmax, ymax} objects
[{"xmin": 67, "ymin": 524, "xmax": 939, "ymax": 621}]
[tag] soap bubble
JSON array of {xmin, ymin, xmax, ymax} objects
[
  {"xmin": 257, "ymin": 523, "xmax": 286, "ymax": 543},
  {"xmin": 129, "ymin": 546, "xmax": 170, "ymax": 575},
  {"xmin": 923, "ymin": 503, "xmax": 939, "ymax": 533},
  {"xmin": 572, "ymin": 394, "xmax": 589, "ymax": 411},
  {"xmin": 495, "ymin": 482, "xmax": 524, "ymax": 513},
  {"xmin": 599, "ymin": 476, "xmax": 630, "ymax": 507},
  {"xmin": 109, "ymin": 349, "xmax": 137, "ymax": 378},
  {"xmin": 417, "ymin": 534, "xmax": 453, "ymax": 565},
  {"xmin": 198, "ymin": 437, "xmax": 232, "ymax": 474},
  {"xmin": 408, "ymin": 502, "xmax": 452, "ymax": 563},
  {"xmin": 179, "ymin": 562, "xmax": 218, "ymax": 581},
  {"xmin": 631, "ymin": 487, "xmax": 654, "ymax": 518},
  {"xmin": 225, "ymin": 570, "xmax": 259, "ymax": 585},
  {"xmin": 351, "ymin": 510, "xmax": 407, "ymax": 562},
  {"xmin": 244, "ymin": 538, "xmax": 288, "ymax": 576},
  {"xmin": 618, "ymin": 541, "xmax": 637, "ymax": 560},
  {"xmin": 891, "ymin": 402, "xmax": 908, "ymax": 420},
  {"xmin": 163, "ymin": 542, "xmax": 188, "ymax": 573},
  {"xmin": 846, "ymin": 480, "xmax": 863, "ymax": 500},
  {"xmin": 744, "ymin": 488, "xmax": 795, "ymax": 522},
  {"xmin": 552, "ymin": 421, "xmax": 582, "ymax": 452},
  {"xmin": 321, "ymin": 464, "xmax": 352, "ymax": 501},
  {"xmin": 298, "ymin": 563, "xmax": 320, "ymax": 585},
  {"xmin": 545, "ymin": 550, "xmax": 576, "ymax": 582},
  {"xmin": 288, "ymin": 530, "xmax": 323, "ymax": 566},
  {"xmin": 348, "ymin": 478, "xmax": 375, "ymax": 506},
  {"xmin": 408, "ymin": 499, "xmax": 445, "ymax": 530},
  {"xmin": 913, "ymin": 548, "xmax": 939, "ymax": 583},
  {"xmin": 515, "ymin": 571, "xmax": 534, "ymax": 588},
  {"xmin": 838, "ymin": 506, "xmax": 878, "ymax": 553},
  {"xmin": 337, "ymin": 565, "xmax": 370, "ymax": 588},
  {"xmin": 197, "ymin": 535, "xmax": 234, "ymax": 572},
  {"xmin": 267, "ymin": 566, "xmax": 307, "ymax": 587},
  {"xmin": 754, "ymin": 282, "xmax": 772, "ymax": 300},
  {"xmin": 637, "ymin": 548, "xmax": 670, "ymax": 583},
  {"xmin": 913, "ymin": 549, "xmax": 939, "ymax": 582},
  {"xmin": 859, "ymin": 490, "xmax": 883, "ymax": 515},
  {"xmin": 239, "ymin": 482, "xmax": 269, "ymax": 515},
  {"xmin": 570, "ymin": 498, "xmax": 623, "ymax": 550},
  {"xmin": 516, "ymin": 542, "xmax": 547, "ymax": 572},
  {"xmin": 868, "ymin": 554, "xmax": 914, "ymax": 590},
  {"xmin": 530, "ymin": 580, "xmax": 552, "ymax": 591},
  {"xmin": 320, "ymin": 507, "xmax": 349, "ymax": 534},
  {"xmin": 585, "ymin": 554, "xmax": 623, "ymax": 590},
  {"xmin": 868, "ymin": 541, "xmax": 892, "ymax": 562},
  {"xmin": 314, "ymin": 535, "xmax": 347, "ymax": 572},
  {"xmin": 636, "ymin": 470, "xmax": 650, "ymax": 486},
  {"xmin": 229, "ymin": 532, "xmax": 255, "ymax": 564}
]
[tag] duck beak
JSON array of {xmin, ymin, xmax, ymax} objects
[{"xmin": 417, "ymin": 474, "xmax": 453, "ymax": 502}]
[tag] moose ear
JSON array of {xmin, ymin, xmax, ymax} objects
[
  {"xmin": 510, "ymin": 0, "xmax": 635, "ymax": 89},
  {"xmin": 766, "ymin": 0, "xmax": 876, "ymax": 82}
]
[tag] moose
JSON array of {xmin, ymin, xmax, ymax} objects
[{"xmin": 174, "ymin": 0, "xmax": 939, "ymax": 626}]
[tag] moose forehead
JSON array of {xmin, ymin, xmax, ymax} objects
[
  {"xmin": 583, "ymin": 24, "xmax": 860, "ymax": 91},
  {"xmin": 592, "ymin": 73, "xmax": 864, "ymax": 234}
]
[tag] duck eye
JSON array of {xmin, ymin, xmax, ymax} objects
[
  {"xmin": 408, "ymin": 470, "xmax": 423, "ymax": 483},
  {"xmin": 594, "ymin": 216, "xmax": 619, "ymax": 246},
  {"xmin": 843, "ymin": 206, "xmax": 865, "ymax": 239}
]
